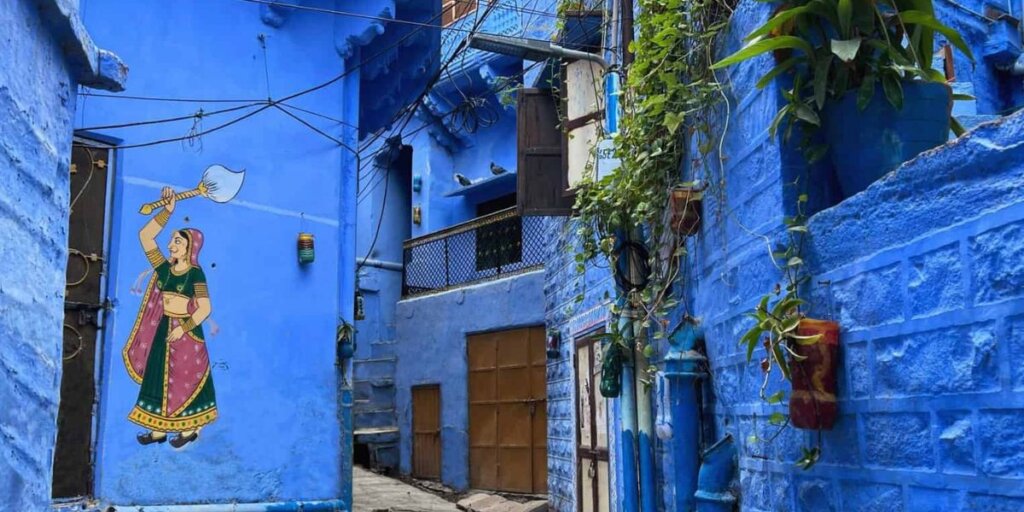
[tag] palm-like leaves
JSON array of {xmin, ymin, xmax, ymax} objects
[{"xmin": 712, "ymin": 0, "xmax": 973, "ymax": 143}]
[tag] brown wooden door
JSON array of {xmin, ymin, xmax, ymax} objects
[
  {"xmin": 52, "ymin": 141, "xmax": 112, "ymax": 498},
  {"xmin": 577, "ymin": 336, "xmax": 609, "ymax": 512},
  {"xmin": 412, "ymin": 385, "xmax": 442, "ymax": 479},
  {"xmin": 468, "ymin": 326, "xmax": 548, "ymax": 493}
]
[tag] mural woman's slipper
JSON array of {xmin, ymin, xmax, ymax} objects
[
  {"xmin": 170, "ymin": 431, "xmax": 198, "ymax": 449},
  {"xmin": 137, "ymin": 432, "xmax": 167, "ymax": 445}
]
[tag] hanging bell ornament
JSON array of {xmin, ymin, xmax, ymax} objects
[{"xmin": 297, "ymin": 233, "xmax": 315, "ymax": 264}]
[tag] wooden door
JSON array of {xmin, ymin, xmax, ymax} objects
[
  {"xmin": 468, "ymin": 326, "xmax": 548, "ymax": 493},
  {"xmin": 52, "ymin": 141, "xmax": 112, "ymax": 498},
  {"xmin": 412, "ymin": 385, "xmax": 442, "ymax": 479},
  {"xmin": 577, "ymin": 336, "xmax": 610, "ymax": 512}
]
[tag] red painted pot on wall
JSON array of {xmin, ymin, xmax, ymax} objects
[
  {"xmin": 669, "ymin": 187, "xmax": 703, "ymax": 236},
  {"xmin": 790, "ymin": 318, "xmax": 840, "ymax": 430}
]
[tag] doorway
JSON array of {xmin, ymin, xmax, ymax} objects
[
  {"xmin": 412, "ymin": 384, "xmax": 442, "ymax": 480},
  {"xmin": 52, "ymin": 139, "xmax": 114, "ymax": 498},
  {"xmin": 467, "ymin": 326, "xmax": 547, "ymax": 494},
  {"xmin": 576, "ymin": 334, "xmax": 609, "ymax": 512}
]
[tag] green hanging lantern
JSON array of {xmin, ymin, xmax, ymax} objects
[{"xmin": 600, "ymin": 343, "xmax": 624, "ymax": 398}]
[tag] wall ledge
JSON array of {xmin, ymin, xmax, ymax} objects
[
  {"xmin": 34, "ymin": 0, "xmax": 127, "ymax": 91},
  {"xmin": 808, "ymin": 109, "xmax": 1024, "ymax": 270}
]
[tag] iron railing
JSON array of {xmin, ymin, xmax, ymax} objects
[{"xmin": 402, "ymin": 207, "xmax": 545, "ymax": 297}]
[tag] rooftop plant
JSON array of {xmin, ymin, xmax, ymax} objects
[{"xmin": 711, "ymin": 0, "xmax": 974, "ymax": 159}]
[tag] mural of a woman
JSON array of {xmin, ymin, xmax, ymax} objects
[{"xmin": 123, "ymin": 187, "xmax": 216, "ymax": 448}]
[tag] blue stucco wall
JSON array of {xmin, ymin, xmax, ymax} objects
[
  {"xmin": 74, "ymin": 0, "xmax": 363, "ymax": 506},
  {"xmin": 392, "ymin": 271, "xmax": 546, "ymax": 490},
  {"xmin": 1, "ymin": 2, "xmax": 79, "ymax": 509},
  {"xmin": 0, "ymin": 0, "xmax": 124, "ymax": 509}
]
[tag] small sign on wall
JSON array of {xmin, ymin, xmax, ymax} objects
[{"xmin": 595, "ymin": 138, "xmax": 619, "ymax": 181}]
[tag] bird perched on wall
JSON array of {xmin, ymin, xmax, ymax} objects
[
  {"xmin": 454, "ymin": 173, "xmax": 473, "ymax": 186},
  {"xmin": 490, "ymin": 162, "xmax": 509, "ymax": 175}
]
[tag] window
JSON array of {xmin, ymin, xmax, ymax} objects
[{"xmin": 442, "ymin": 0, "xmax": 477, "ymax": 27}]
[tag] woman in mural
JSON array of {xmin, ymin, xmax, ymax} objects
[{"xmin": 123, "ymin": 187, "xmax": 216, "ymax": 448}]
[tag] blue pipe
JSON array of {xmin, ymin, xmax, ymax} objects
[
  {"xmin": 617, "ymin": 301, "xmax": 640, "ymax": 512},
  {"xmin": 664, "ymin": 323, "xmax": 707, "ymax": 511},
  {"xmin": 694, "ymin": 435, "xmax": 738, "ymax": 512},
  {"xmin": 635, "ymin": 333, "xmax": 657, "ymax": 512}
]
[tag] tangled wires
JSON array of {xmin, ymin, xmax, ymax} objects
[{"xmin": 448, "ymin": 96, "xmax": 500, "ymax": 134}]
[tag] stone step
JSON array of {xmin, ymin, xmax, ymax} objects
[
  {"xmin": 353, "ymin": 357, "xmax": 396, "ymax": 380},
  {"xmin": 354, "ymin": 380, "xmax": 396, "ymax": 406},
  {"xmin": 370, "ymin": 339, "xmax": 398, "ymax": 358},
  {"xmin": 354, "ymin": 408, "xmax": 397, "ymax": 429}
]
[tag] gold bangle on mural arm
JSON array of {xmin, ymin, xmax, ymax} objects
[
  {"xmin": 145, "ymin": 248, "xmax": 165, "ymax": 268},
  {"xmin": 154, "ymin": 208, "xmax": 171, "ymax": 226},
  {"xmin": 180, "ymin": 318, "xmax": 197, "ymax": 332}
]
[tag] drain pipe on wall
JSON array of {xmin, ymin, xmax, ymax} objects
[
  {"xmin": 694, "ymin": 435, "xmax": 738, "ymax": 512},
  {"xmin": 664, "ymin": 322, "xmax": 707, "ymax": 511},
  {"xmin": 617, "ymin": 302, "xmax": 641, "ymax": 512},
  {"xmin": 634, "ymin": 323, "xmax": 657, "ymax": 512}
]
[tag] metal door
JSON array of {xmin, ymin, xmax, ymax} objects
[
  {"xmin": 412, "ymin": 385, "xmax": 442, "ymax": 479},
  {"xmin": 468, "ymin": 326, "xmax": 547, "ymax": 493},
  {"xmin": 577, "ymin": 336, "xmax": 609, "ymax": 512},
  {"xmin": 52, "ymin": 141, "xmax": 112, "ymax": 498}
]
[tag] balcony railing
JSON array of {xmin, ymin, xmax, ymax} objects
[{"xmin": 402, "ymin": 207, "xmax": 545, "ymax": 297}]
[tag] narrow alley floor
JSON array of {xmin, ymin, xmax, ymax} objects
[{"xmin": 353, "ymin": 467, "xmax": 460, "ymax": 512}]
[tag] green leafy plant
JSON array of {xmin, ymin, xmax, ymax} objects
[
  {"xmin": 711, "ymin": 0, "xmax": 975, "ymax": 158},
  {"xmin": 572, "ymin": 0, "xmax": 734, "ymax": 367},
  {"xmin": 740, "ymin": 194, "xmax": 825, "ymax": 469}
]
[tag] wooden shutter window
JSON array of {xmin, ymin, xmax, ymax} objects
[{"xmin": 517, "ymin": 88, "xmax": 574, "ymax": 217}]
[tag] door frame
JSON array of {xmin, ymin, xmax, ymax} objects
[
  {"xmin": 54, "ymin": 133, "xmax": 120, "ymax": 499},
  {"xmin": 574, "ymin": 326, "xmax": 610, "ymax": 512}
]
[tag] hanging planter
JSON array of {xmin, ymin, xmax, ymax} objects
[
  {"xmin": 669, "ymin": 186, "xmax": 703, "ymax": 237},
  {"xmin": 789, "ymin": 318, "xmax": 840, "ymax": 430}
]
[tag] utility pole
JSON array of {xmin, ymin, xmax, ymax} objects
[{"xmin": 621, "ymin": 0, "xmax": 634, "ymax": 71}]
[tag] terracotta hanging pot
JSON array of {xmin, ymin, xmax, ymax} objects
[
  {"xmin": 789, "ymin": 318, "xmax": 840, "ymax": 430},
  {"xmin": 669, "ymin": 187, "xmax": 703, "ymax": 236}
]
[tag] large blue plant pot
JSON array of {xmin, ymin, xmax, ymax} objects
[{"xmin": 823, "ymin": 80, "xmax": 952, "ymax": 198}]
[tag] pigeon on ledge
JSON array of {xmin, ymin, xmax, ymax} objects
[
  {"xmin": 490, "ymin": 162, "xmax": 509, "ymax": 175},
  {"xmin": 454, "ymin": 173, "xmax": 473, "ymax": 186}
]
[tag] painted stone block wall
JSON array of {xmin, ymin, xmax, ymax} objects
[
  {"xmin": 0, "ymin": 2, "xmax": 79, "ymax": 509},
  {"xmin": 73, "ymin": 1, "xmax": 361, "ymax": 506},
  {"xmin": 392, "ymin": 271, "xmax": 546, "ymax": 490},
  {"xmin": 540, "ymin": 0, "xmax": 1024, "ymax": 510}
]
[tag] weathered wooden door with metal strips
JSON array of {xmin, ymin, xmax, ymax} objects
[
  {"xmin": 412, "ymin": 384, "xmax": 442, "ymax": 480},
  {"xmin": 468, "ymin": 326, "xmax": 548, "ymax": 493},
  {"xmin": 577, "ymin": 336, "xmax": 609, "ymax": 512}
]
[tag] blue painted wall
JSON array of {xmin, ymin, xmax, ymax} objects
[
  {"xmin": 541, "ymin": 0, "xmax": 1024, "ymax": 511},
  {"xmin": 1, "ymin": 0, "xmax": 122, "ymax": 510},
  {"xmin": 392, "ymin": 271, "xmax": 547, "ymax": 490},
  {"xmin": 75, "ymin": 0, "xmax": 365, "ymax": 506}
]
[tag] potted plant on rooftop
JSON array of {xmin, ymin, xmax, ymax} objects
[{"xmin": 712, "ymin": 0, "xmax": 974, "ymax": 197}]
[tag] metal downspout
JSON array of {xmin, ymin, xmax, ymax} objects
[
  {"xmin": 617, "ymin": 299, "xmax": 640, "ymax": 512},
  {"xmin": 694, "ymin": 435, "xmax": 738, "ymax": 512},
  {"xmin": 664, "ymin": 323, "xmax": 707, "ymax": 511}
]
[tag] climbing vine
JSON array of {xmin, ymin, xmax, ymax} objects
[{"xmin": 571, "ymin": 0, "xmax": 734, "ymax": 353}]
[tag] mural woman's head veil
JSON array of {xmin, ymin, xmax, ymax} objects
[{"xmin": 177, "ymin": 228, "xmax": 205, "ymax": 266}]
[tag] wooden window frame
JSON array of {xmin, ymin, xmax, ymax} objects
[{"xmin": 442, "ymin": 0, "xmax": 478, "ymax": 27}]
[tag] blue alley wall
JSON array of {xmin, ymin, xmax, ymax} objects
[
  {"xmin": 353, "ymin": 0, "xmax": 561, "ymax": 478},
  {"xmin": 392, "ymin": 271, "xmax": 547, "ymax": 490},
  {"xmin": 76, "ymin": 0, "xmax": 364, "ymax": 506},
  {"xmin": 541, "ymin": 0, "xmax": 1024, "ymax": 511},
  {"xmin": 1, "ymin": 0, "xmax": 123, "ymax": 510}
]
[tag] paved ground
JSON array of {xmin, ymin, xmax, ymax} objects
[{"xmin": 352, "ymin": 467, "xmax": 460, "ymax": 512}]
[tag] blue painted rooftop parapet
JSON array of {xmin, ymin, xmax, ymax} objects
[{"xmin": 36, "ymin": 0, "xmax": 127, "ymax": 91}]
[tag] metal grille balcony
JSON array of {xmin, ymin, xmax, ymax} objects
[{"xmin": 402, "ymin": 207, "xmax": 545, "ymax": 297}]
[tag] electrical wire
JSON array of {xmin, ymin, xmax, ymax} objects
[
  {"xmin": 355, "ymin": 0, "xmax": 501, "ymax": 271},
  {"xmin": 78, "ymin": 92, "xmax": 264, "ymax": 103},
  {"xmin": 76, "ymin": 101, "xmax": 265, "ymax": 131}
]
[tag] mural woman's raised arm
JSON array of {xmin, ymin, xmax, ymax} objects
[{"xmin": 139, "ymin": 187, "xmax": 175, "ymax": 258}]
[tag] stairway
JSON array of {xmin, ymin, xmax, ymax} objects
[{"xmin": 353, "ymin": 339, "xmax": 400, "ymax": 472}]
